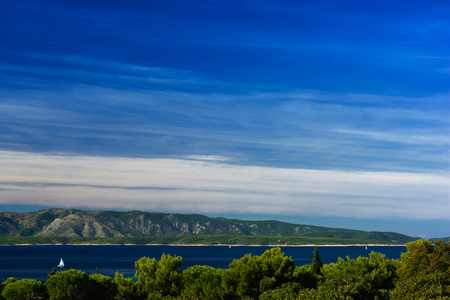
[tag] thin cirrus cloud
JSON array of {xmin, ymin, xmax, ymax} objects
[
  {"xmin": 0, "ymin": 59, "xmax": 208, "ymax": 92},
  {"xmin": 1, "ymin": 151, "xmax": 448, "ymax": 220},
  {"xmin": 0, "ymin": 57, "xmax": 448, "ymax": 173}
]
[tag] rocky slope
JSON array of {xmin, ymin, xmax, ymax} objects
[{"xmin": 0, "ymin": 209, "xmax": 416, "ymax": 243}]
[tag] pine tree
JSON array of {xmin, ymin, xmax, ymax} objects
[
  {"xmin": 310, "ymin": 247, "xmax": 323, "ymax": 276},
  {"xmin": 47, "ymin": 268, "xmax": 57, "ymax": 279}
]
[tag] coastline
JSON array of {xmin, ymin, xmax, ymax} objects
[{"xmin": 0, "ymin": 243, "xmax": 407, "ymax": 247}]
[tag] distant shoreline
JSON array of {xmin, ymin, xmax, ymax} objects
[{"xmin": 0, "ymin": 243, "xmax": 407, "ymax": 247}]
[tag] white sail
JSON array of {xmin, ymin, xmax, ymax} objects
[{"xmin": 58, "ymin": 258, "xmax": 64, "ymax": 268}]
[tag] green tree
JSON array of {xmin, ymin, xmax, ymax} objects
[
  {"xmin": 222, "ymin": 247, "xmax": 295, "ymax": 299},
  {"xmin": 45, "ymin": 269, "xmax": 90, "ymax": 300},
  {"xmin": 48, "ymin": 268, "xmax": 57, "ymax": 279},
  {"xmin": 293, "ymin": 264, "xmax": 319, "ymax": 289},
  {"xmin": 309, "ymin": 247, "xmax": 323, "ymax": 276},
  {"xmin": 397, "ymin": 239, "xmax": 450, "ymax": 279},
  {"xmin": 134, "ymin": 253, "xmax": 183, "ymax": 299},
  {"xmin": 181, "ymin": 265, "xmax": 223, "ymax": 300},
  {"xmin": 318, "ymin": 252, "xmax": 398, "ymax": 300},
  {"xmin": 0, "ymin": 278, "xmax": 17, "ymax": 300},
  {"xmin": 89, "ymin": 274, "xmax": 118, "ymax": 299},
  {"xmin": 391, "ymin": 272, "xmax": 450, "ymax": 299},
  {"xmin": 1, "ymin": 279, "xmax": 43, "ymax": 300},
  {"xmin": 391, "ymin": 239, "xmax": 450, "ymax": 299},
  {"xmin": 259, "ymin": 282, "xmax": 302, "ymax": 300},
  {"xmin": 114, "ymin": 272, "xmax": 145, "ymax": 300}
]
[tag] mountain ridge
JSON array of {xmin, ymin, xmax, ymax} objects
[{"xmin": 0, "ymin": 208, "xmax": 416, "ymax": 244}]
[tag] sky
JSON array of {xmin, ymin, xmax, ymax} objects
[{"xmin": 0, "ymin": 0, "xmax": 449, "ymax": 238}]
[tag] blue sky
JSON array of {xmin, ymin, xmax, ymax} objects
[{"xmin": 1, "ymin": 0, "xmax": 449, "ymax": 238}]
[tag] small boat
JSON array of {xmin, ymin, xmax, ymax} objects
[
  {"xmin": 57, "ymin": 258, "xmax": 65, "ymax": 268},
  {"xmin": 365, "ymin": 246, "xmax": 368, "ymax": 250}
]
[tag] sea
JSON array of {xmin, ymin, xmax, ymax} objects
[{"xmin": 0, "ymin": 245, "xmax": 407, "ymax": 282}]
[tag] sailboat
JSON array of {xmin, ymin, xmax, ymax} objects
[{"xmin": 57, "ymin": 258, "xmax": 65, "ymax": 268}]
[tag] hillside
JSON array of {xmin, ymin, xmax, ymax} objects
[{"xmin": 0, "ymin": 209, "xmax": 416, "ymax": 244}]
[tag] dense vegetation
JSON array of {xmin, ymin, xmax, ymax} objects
[
  {"xmin": 0, "ymin": 239, "xmax": 448, "ymax": 299},
  {"xmin": 0, "ymin": 234, "xmax": 412, "ymax": 246}
]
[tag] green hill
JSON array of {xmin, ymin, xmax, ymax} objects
[{"xmin": 0, "ymin": 209, "xmax": 416, "ymax": 245}]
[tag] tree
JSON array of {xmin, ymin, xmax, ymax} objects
[
  {"xmin": 0, "ymin": 278, "xmax": 17, "ymax": 300},
  {"xmin": 259, "ymin": 282, "xmax": 302, "ymax": 300},
  {"xmin": 89, "ymin": 274, "xmax": 118, "ymax": 300},
  {"xmin": 391, "ymin": 272, "xmax": 450, "ymax": 299},
  {"xmin": 309, "ymin": 247, "xmax": 323, "ymax": 276},
  {"xmin": 222, "ymin": 247, "xmax": 295, "ymax": 299},
  {"xmin": 318, "ymin": 252, "xmax": 398, "ymax": 300},
  {"xmin": 134, "ymin": 253, "xmax": 183, "ymax": 299},
  {"xmin": 181, "ymin": 265, "xmax": 224, "ymax": 300},
  {"xmin": 114, "ymin": 272, "xmax": 145, "ymax": 300},
  {"xmin": 397, "ymin": 239, "xmax": 450, "ymax": 279},
  {"xmin": 45, "ymin": 269, "xmax": 90, "ymax": 300},
  {"xmin": 47, "ymin": 268, "xmax": 57, "ymax": 279},
  {"xmin": 1, "ymin": 279, "xmax": 43, "ymax": 300},
  {"xmin": 391, "ymin": 239, "xmax": 450, "ymax": 299},
  {"xmin": 293, "ymin": 264, "xmax": 319, "ymax": 289}
]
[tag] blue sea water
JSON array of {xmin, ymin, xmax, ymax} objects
[{"xmin": 0, "ymin": 245, "xmax": 407, "ymax": 282}]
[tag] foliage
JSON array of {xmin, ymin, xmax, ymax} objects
[
  {"xmin": 181, "ymin": 265, "xmax": 224, "ymax": 300},
  {"xmin": 45, "ymin": 269, "xmax": 90, "ymax": 300},
  {"xmin": 259, "ymin": 282, "xmax": 303, "ymax": 300},
  {"xmin": 135, "ymin": 253, "xmax": 183, "ymax": 299},
  {"xmin": 293, "ymin": 264, "xmax": 319, "ymax": 289},
  {"xmin": 114, "ymin": 273, "xmax": 145, "ymax": 300},
  {"xmin": 1, "ymin": 279, "xmax": 43, "ymax": 300},
  {"xmin": 391, "ymin": 239, "xmax": 450, "ymax": 299},
  {"xmin": 397, "ymin": 239, "xmax": 450, "ymax": 279},
  {"xmin": 318, "ymin": 252, "xmax": 398, "ymax": 300},
  {"xmin": 47, "ymin": 268, "xmax": 57, "ymax": 279},
  {"xmin": 89, "ymin": 274, "xmax": 118, "ymax": 300},
  {"xmin": 391, "ymin": 272, "xmax": 450, "ymax": 299},
  {"xmin": 222, "ymin": 247, "xmax": 295, "ymax": 299},
  {"xmin": 310, "ymin": 247, "xmax": 323, "ymax": 276},
  {"xmin": 0, "ymin": 279, "xmax": 17, "ymax": 300}
]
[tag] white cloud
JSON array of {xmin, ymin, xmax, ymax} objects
[
  {"xmin": 1, "ymin": 151, "xmax": 448, "ymax": 220},
  {"xmin": 182, "ymin": 155, "xmax": 231, "ymax": 162}
]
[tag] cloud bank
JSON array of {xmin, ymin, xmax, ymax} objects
[{"xmin": 1, "ymin": 151, "xmax": 448, "ymax": 220}]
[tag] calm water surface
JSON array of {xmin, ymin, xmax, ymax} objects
[{"xmin": 0, "ymin": 245, "xmax": 407, "ymax": 282}]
